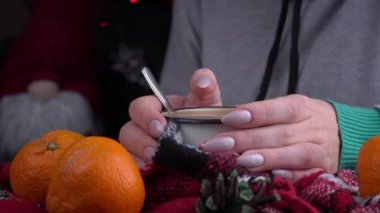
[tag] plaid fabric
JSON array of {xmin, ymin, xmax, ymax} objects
[
  {"xmin": 0, "ymin": 151, "xmax": 380, "ymax": 213},
  {"xmin": 142, "ymin": 153, "xmax": 319, "ymax": 213},
  {"xmin": 142, "ymin": 121, "xmax": 380, "ymax": 212},
  {"xmin": 142, "ymin": 152, "xmax": 380, "ymax": 212},
  {"xmin": 141, "ymin": 164, "xmax": 201, "ymax": 207},
  {"xmin": 1, "ymin": 156, "xmax": 380, "ymax": 212}
]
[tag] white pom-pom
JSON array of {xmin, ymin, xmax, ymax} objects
[{"xmin": 0, "ymin": 91, "xmax": 94, "ymax": 161}]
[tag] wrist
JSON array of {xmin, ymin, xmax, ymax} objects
[{"xmin": 329, "ymin": 101, "xmax": 380, "ymax": 169}]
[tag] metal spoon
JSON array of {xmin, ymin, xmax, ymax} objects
[{"xmin": 141, "ymin": 67, "xmax": 175, "ymax": 113}]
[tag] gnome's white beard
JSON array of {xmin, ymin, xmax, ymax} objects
[{"xmin": 0, "ymin": 91, "xmax": 94, "ymax": 162}]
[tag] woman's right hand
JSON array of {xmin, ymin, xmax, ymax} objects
[{"xmin": 119, "ymin": 68, "xmax": 222, "ymax": 168}]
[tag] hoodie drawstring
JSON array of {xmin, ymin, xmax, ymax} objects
[
  {"xmin": 288, "ymin": 0, "xmax": 302, "ymax": 94},
  {"xmin": 256, "ymin": 0, "xmax": 302, "ymax": 101}
]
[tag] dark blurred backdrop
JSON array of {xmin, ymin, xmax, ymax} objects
[{"xmin": 0, "ymin": 0, "xmax": 172, "ymax": 139}]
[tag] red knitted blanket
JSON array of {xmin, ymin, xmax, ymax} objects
[
  {"xmin": 142, "ymin": 153, "xmax": 380, "ymax": 212},
  {"xmin": 1, "ymin": 154, "xmax": 380, "ymax": 213}
]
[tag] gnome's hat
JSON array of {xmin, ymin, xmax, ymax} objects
[{"xmin": 0, "ymin": 0, "xmax": 98, "ymax": 109}]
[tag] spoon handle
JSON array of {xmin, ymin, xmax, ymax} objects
[{"xmin": 142, "ymin": 67, "xmax": 175, "ymax": 113}]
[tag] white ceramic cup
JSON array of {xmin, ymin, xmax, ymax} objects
[{"xmin": 162, "ymin": 106, "xmax": 236, "ymax": 146}]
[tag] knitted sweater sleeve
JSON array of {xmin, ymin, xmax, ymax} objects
[{"xmin": 329, "ymin": 101, "xmax": 380, "ymax": 169}]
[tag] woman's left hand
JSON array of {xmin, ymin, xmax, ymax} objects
[{"xmin": 201, "ymin": 94, "xmax": 340, "ymax": 181}]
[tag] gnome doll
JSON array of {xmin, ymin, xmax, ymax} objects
[{"xmin": 0, "ymin": 0, "xmax": 99, "ymax": 161}]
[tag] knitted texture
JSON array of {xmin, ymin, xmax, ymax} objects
[
  {"xmin": 153, "ymin": 119, "xmax": 209, "ymax": 173},
  {"xmin": 0, "ymin": 92, "xmax": 94, "ymax": 162},
  {"xmin": 141, "ymin": 121, "xmax": 380, "ymax": 212},
  {"xmin": 142, "ymin": 153, "xmax": 319, "ymax": 213},
  {"xmin": 2, "ymin": 114, "xmax": 380, "ymax": 212},
  {"xmin": 143, "ymin": 159, "xmax": 380, "ymax": 212},
  {"xmin": 1, "ymin": 161, "xmax": 380, "ymax": 212},
  {"xmin": 329, "ymin": 101, "xmax": 380, "ymax": 169}
]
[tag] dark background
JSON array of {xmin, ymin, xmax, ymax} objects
[
  {"xmin": 0, "ymin": 0, "xmax": 172, "ymax": 140},
  {"xmin": 94, "ymin": 0, "xmax": 172, "ymax": 139}
]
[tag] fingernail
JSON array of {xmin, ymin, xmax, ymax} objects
[
  {"xmin": 237, "ymin": 154, "xmax": 264, "ymax": 167},
  {"xmin": 272, "ymin": 170, "xmax": 294, "ymax": 180},
  {"xmin": 202, "ymin": 136, "xmax": 235, "ymax": 152},
  {"xmin": 149, "ymin": 120, "xmax": 164, "ymax": 138},
  {"xmin": 222, "ymin": 109, "xmax": 252, "ymax": 125},
  {"xmin": 144, "ymin": 146, "xmax": 156, "ymax": 160},
  {"xmin": 196, "ymin": 77, "xmax": 212, "ymax": 88}
]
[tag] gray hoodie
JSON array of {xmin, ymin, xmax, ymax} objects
[{"xmin": 160, "ymin": 0, "xmax": 380, "ymax": 107}]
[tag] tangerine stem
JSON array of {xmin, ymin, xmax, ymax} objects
[{"xmin": 47, "ymin": 142, "xmax": 57, "ymax": 151}]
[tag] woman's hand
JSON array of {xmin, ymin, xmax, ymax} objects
[
  {"xmin": 119, "ymin": 68, "xmax": 222, "ymax": 167},
  {"xmin": 201, "ymin": 94, "xmax": 340, "ymax": 181}
]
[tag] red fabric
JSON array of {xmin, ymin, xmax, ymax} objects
[
  {"xmin": 0, "ymin": 163, "xmax": 43, "ymax": 213},
  {"xmin": 0, "ymin": 0, "xmax": 99, "ymax": 109},
  {"xmin": 146, "ymin": 197, "xmax": 198, "ymax": 213},
  {"xmin": 0, "ymin": 198, "xmax": 43, "ymax": 213},
  {"xmin": 2, "ymin": 159, "xmax": 380, "ymax": 212},
  {"xmin": 141, "ymin": 153, "xmax": 380, "ymax": 212},
  {"xmin": 268, "ymin": 176, "xmax": 318, "ymax": 213},
  {"xmin": 0, "ymin": 163, "xmax": 11, "ymax": 192},
  {"xmin": 295, "ymin": 170, "xmax": 361, "ymax": 212},
  {"xmin": 141, "ymin": 153, "xmax": 319, "ymax": 212},
  {"xmin": 141, "ymin": 164, "xmax": 201, "ymax": 208}
]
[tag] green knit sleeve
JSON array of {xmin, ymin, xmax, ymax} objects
[{"xmin": 328, "ymin": 101, "xmax": 380, "ymax": 169}]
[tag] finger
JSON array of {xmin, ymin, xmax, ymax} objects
[
  {"xmin": 272, "ymin": 168, "xmax": 324, "ymax": 182},
  {"xmin": 203, "ymin": 121, "xmax": 318, "ymax": 153},
  {"xmin": 222, "ymin": 95, "xmax": 312, "ymax": 127},
  {"xmin": 119, "ymin": 121, "xmax": 158, "ymax": 162},
  {"xmin": 167, "ymin": 95, "xmax": 186, "ymax": 108},
  {"xmin": 129, "ymin": 95, "xmax": 167, "ymax": 138},
  {"xmin": 236, "ymin": 143, "xmax": 327, "ymax": 172},
  {"xmin": 130, "ymin": 153, "xmax": 146, "ymax": 169},
  {"xmin": 185, "ymin": 68, "xmax": 222, "ymax": 107}
]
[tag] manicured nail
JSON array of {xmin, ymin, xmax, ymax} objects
[
  {"xmin": 196, "ymin": 77, "xmax": 212, "ymax": 88},
  {"xmin": 202, "ymin": 136, "xmax": 235, "ymax": 152},
  {"xmin": 144, "ymin": 146, "xmax": 156, "ymax": 160},
  {"xmin": 272, "ymin": 170, "xmax": 294, "ymax": 180},
  {"xmin": 222, "ymin": 109, "xmax": 252, "ymax": 125},
  {"xmin": 237, "ymin": 154, "xmax": 264, "ymax": 167},
  {"xmin": 149, "ymin": 120, "xmax": 164, "ymax": 138}
]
